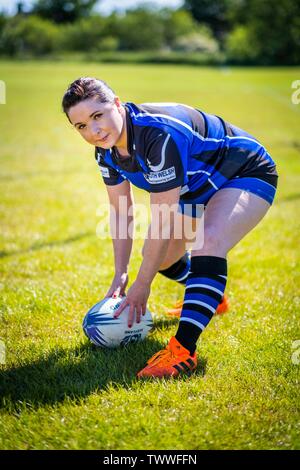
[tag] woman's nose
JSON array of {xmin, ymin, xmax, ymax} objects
[{"xmin": 90, "ymin": 122, "xmax": 101, "ymax": 135}]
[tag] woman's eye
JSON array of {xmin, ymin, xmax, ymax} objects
[
  {"xmin": 78, "ymin": 124, "xmax": 85, "ymax": 130},
  {"xmin": 95, "ymin": 113, "xmax": 102, "ymax": 119}
]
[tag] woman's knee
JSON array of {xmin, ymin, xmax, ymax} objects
[
  {"xmin": 161, "ymin": 241, "xmax": 189, "ymax": 270},
  {"xmin": 159, "ymin": 248, "xmax": 187, "ymax": 270},
  {"xmin": 192, "ymin": 227, "xmax": 226, "ymax": 256},
  {"xmin": 141, "ymin": 244, "xmax": 181, "ymax": 270},
  {"xmin": 159, "ymin": 257, "xmax": 177, "ymax": 271}
]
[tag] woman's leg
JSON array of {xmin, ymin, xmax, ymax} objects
[
  {"xmin": 151, "ymin": 186, "xmax": 271, "ymax": 266},
  {"xmin": 141, "ymin": 211, "xmax": 198, "ymax": 286},
  {"xmin": 155, "ymin": 212, "xmax": 199, "ymax": 285},
  {"xmin": 148, "ymin": 208, "xmax": 229, "ymax": 314},
  {"xmin": 141, "ymin": 210, "xmax": 199, "ymax": 270},
  {"xmin": 176, "ymin": 188, "xmax": 271, "ymax": 353},
  {"xmin": 192, "ymin": 188, "xmax": 271, "ymax": 257},
  {"xmin": 137, "ymin": 188, "xmax": 273, "ymax": 378}
]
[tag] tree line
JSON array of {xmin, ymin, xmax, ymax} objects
[{"xmin": 0, "ymin": 0, "xmax": 299, "ymax": 65}]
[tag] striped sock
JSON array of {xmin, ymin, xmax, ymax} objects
[
  {"xmin": 175, "ymin": 256, "xmax": 227, "ymax": 354},
  {"xmin": 158, "ymin": 251, "xmax": 191, "ymax": 285}
]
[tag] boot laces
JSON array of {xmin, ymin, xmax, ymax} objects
[{"xmin": 147, "ymin": 345, "xmax": 175, "ymax": 366}]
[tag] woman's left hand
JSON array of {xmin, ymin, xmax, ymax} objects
[{"xmin": 113, "ymin": 280, "xmax": 151, "ymax": 328}]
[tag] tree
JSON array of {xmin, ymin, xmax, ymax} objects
[
  {"xmin": 242, "ymin": 0, "xmax": 300, "ymax": 65},
  {"xmin": 0, "ymin": 15, "xmax": 60, "ymax": 56},
  {"xmin": 184, "ymin": 0, "xmax": 300, "ymax": 64},
  {"xmin": 161, "ymin": 8, "xmax": 199, "ymax": 48},
  {"xmin": 61, "ymin": 15, "xmax": 112, "ymax": 52},
  {"xmin": 184, "ymin": 0, "xmax": 244, "ymax": 41},
  {"xmin": 117, "ymin": 7, "xmax": 165, "ymax": 51},
  {"xmin": 0, "ymin": 13, "xmax": 7, "ymax": 35},
  {"xmin": 225, "ymin": 0, "xmax": 300, "ymax": 65},
  {"xmin": 31, "ymin": 0, "xmax": 98, "ymax": 24}
]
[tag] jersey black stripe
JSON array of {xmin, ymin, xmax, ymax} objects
[{"xmin": 182, "ymin": 302, "xmax": 215, "ymax": 319}]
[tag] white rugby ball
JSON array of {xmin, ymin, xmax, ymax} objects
[{"xmin": 82, "ymin": 296, "xmax": 153, "ymax": 348}]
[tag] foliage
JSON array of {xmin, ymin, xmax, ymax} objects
[
  {"xmin": 0, "ymin": 15, "xmax": 60, "ymax": 56},
  {"xmin": 240, "ymin": 0, "xmax": 300, "ymax": 65},
  {"xmin": 226, "ymin": 26, "xmax": 258, "ymax": 64},
  {"xmin": 161, "ymin": 8, "xmax": 199, "ymax": 48},
  {"xmin": 184, "ymin": 0, "xmax": 241, "ymax": 41},
  {"xmin": 115, "ymin": 8, "xmax": 165, "ymax": 51},
  {"xmin": 31, "ymin": 0, "xmax": 97, "ymax": 24},
  {"xmin": 173, "ymin": 27, "xmax": 219, "ymax": 53},
  {"xmin": 59, "ymin": 15, "xmax": 107, "ymax": 52},
  {"xmin": 0, "ymin": 0, "xmax": 299, "ymax": 64},
  {"xmin": 185, "ymin": 0, "xmax": 300, "ymax": 65},
  {"xmin": 0, "ymin": 13, "xmax": 7, "ymax": 35}
]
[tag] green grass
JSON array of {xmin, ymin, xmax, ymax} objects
[{"xmin": 0, "ymin": 61, "xmax": 299, "ymax": 450}]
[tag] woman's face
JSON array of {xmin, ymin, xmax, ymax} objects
[{"xmin": 67, "ymin": 96, "xmax": 125, "ymax": 148}]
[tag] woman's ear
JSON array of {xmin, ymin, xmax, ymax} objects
[{"xmin": 114, "ymin": 96, "xmax": 123, "ymax": 113}]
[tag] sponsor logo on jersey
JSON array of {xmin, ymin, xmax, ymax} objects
[
  {"xmin": 99, "ymin": 165, "xmax": 110, "ymax": 178},
  {"xmin": 143, "ymin": 166, "xmax": 176, "ymax": 184}
]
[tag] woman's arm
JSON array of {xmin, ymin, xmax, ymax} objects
[
  {"xmin": 136, "ymin": 186, "xmax": 181, "ymax": 286},
  {"xmin": 105, "ymin": 180, "xmax": 134, "ymax": 296},
  {"xmin": 114, "ymin": 186, "xmax": 181, "ymax": 326}
]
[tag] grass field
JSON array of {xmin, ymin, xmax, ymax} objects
[{"xmin": 0, "ymin": 61, "xmax": 299, "ymax": 450}]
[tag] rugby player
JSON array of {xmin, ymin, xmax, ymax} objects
[{"xmin": 62, "ymin": 77, "xmax": 278, "ymax": 379}]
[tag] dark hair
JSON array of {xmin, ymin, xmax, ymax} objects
[{"xmin": 62, "ymin": 77, "xmax": 116, "ymax": 118}]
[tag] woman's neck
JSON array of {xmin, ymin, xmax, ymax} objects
[{"xmin": 114, "ymin": 106, "xmax": 130, "ymax": 157}]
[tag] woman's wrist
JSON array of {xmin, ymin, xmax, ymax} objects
[
  {"xmin": 115, "ymin": 270, "xmax": 128, "ymax": 276},
  {"xmin": 136, "ymin": 272, "xmax": 152, "ymax": 287}
]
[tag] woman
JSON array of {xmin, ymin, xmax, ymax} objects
[{"xmin": 62, "ymin": 77, "xmax": 278, "ymax": 379}]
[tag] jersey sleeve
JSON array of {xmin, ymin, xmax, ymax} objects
[
  {"xmin": 143, "ymin": 127, "xmax": 186, "ymax": 193},
  {"xmin": 95, "ymin": 147, "xmax": 126, "ymax": 186}
]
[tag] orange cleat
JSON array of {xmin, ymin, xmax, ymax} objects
[
  {"xmin": 165, "ymin": 299, "xmax": 185, "ymax": 317},
  {"xmin": 215, "ymin": 293, "xmax": 230, "ymax": 314},
  {"xmin": 166, "ymin": 294, "xmax": 229, "ymax": 317},
  {"xmin": 137, "ymin": 336, "xmax": 197, "ymax": 379}
]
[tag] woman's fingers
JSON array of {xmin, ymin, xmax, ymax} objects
[
  {"xmin": 136, "ymin": 305, "xmax": 142, "ymax": 325},
  {"xmin": 128, "ymin": 303, "xmax": 136, "ymax": 328},
  {"xmin": 113, "ymin": 299, "xmax": 145, "ymax": 327},
  {"xmin": 114, "ymin": 298, "xmax": 128, "ymax": 318},
  {"xmin": 112, "ymin": 286, "xmax": 121, "ymax": 298},
  {"xmin": 128, "ymin": 304, "xmax": 144, "ymax": 327}
]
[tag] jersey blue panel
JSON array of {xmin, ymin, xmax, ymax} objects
[{"xmin": 94, "ymin": 101, "xmax": 278, "ymax": 208}]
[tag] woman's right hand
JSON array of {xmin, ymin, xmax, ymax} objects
[{"xmin": 104, "ymin": 272, "xmax": 129, "ymax": 299}]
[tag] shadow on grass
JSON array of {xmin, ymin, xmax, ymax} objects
[
  {"xmin": 0, "ymin": 232, "xmax": 95, "ymax": 259},
  {"xmin": 0, "ymin": 336, "xmax": 207, "ymax": 411}
]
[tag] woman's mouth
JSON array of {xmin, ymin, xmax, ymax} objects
[{"xmin": 97, "ymin": 133, "xmax": 109, "ymax": 143}]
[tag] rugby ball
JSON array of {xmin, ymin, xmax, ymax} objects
[{"xmin": 82, "ymin": 296, "xmax": 153, "ymax": 348}]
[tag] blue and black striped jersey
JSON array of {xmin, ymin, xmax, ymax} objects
[{"xmin": 95, "ymin": 102, "xmax": 277, "ymax": 205}]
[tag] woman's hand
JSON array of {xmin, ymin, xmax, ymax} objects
[
  {"xmin": 113, "ymin": 280, "xmax": 151, "ymax": 327},
  {"xmin": 104, "ymin": 272, "xmax": 129, "ymax": 299}
]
